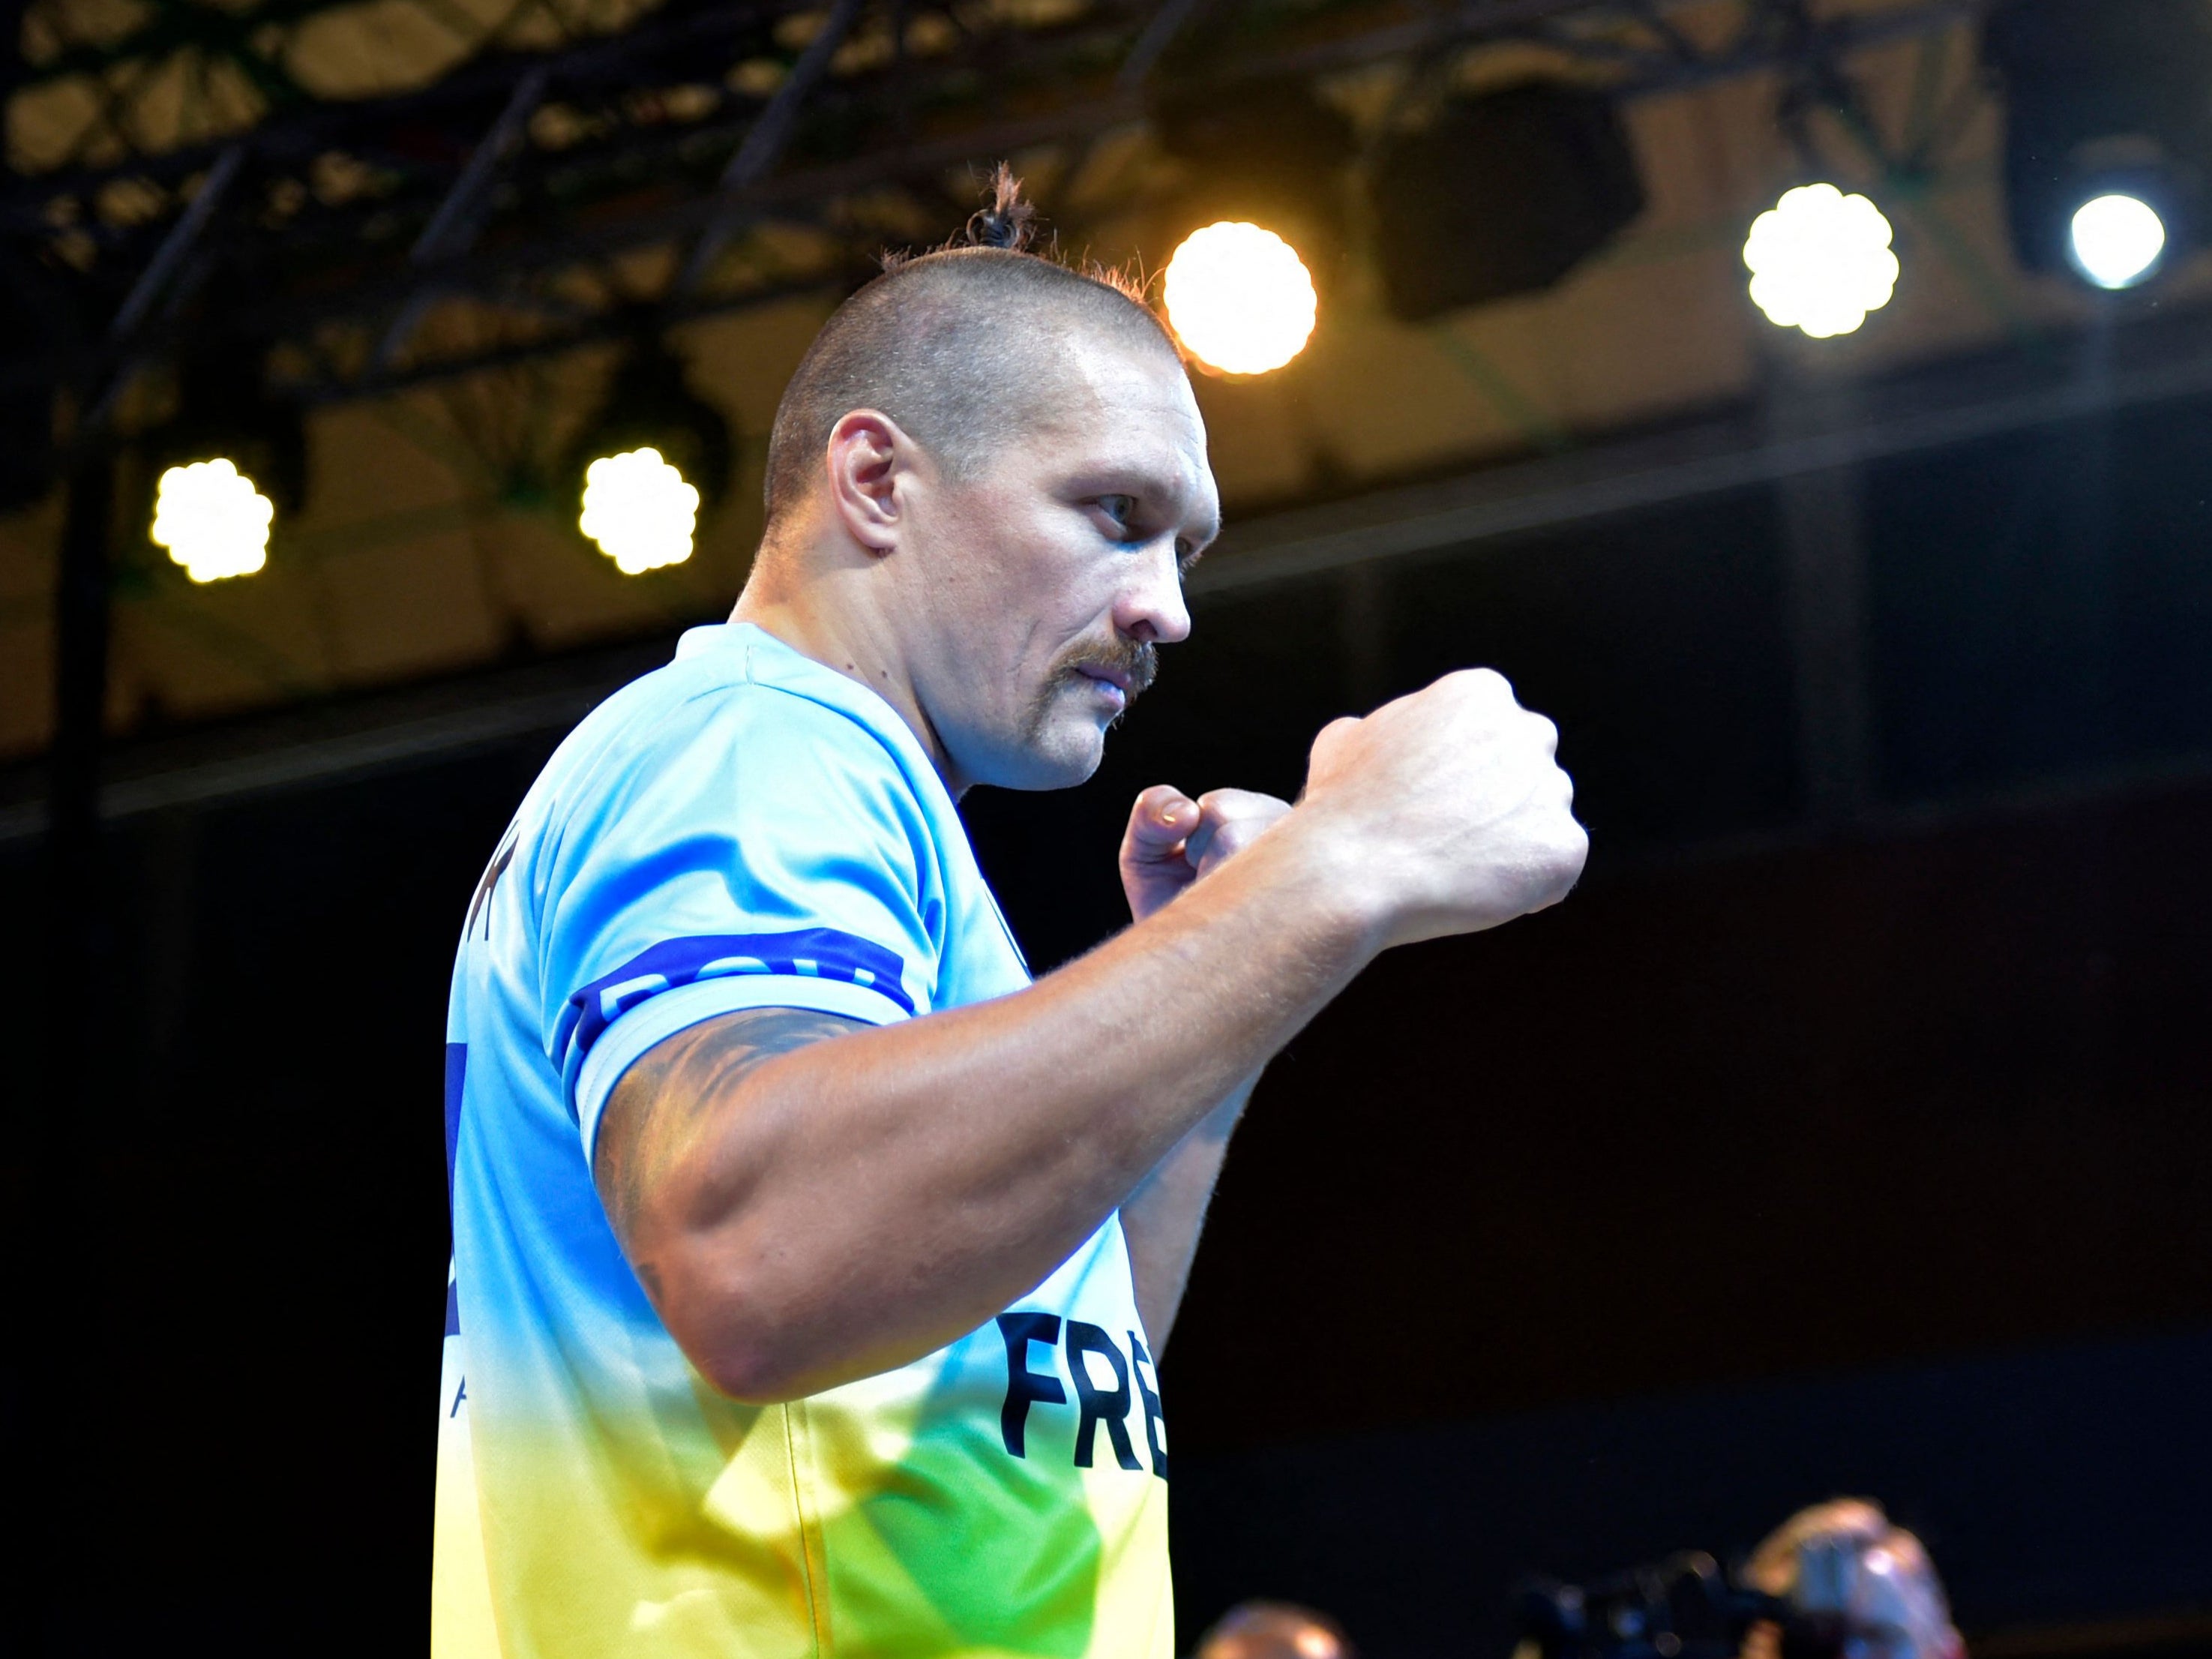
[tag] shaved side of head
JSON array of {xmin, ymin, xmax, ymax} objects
[{"xmin": 763, "ymin": 194, "xmax": 1182, "ymax": 526}]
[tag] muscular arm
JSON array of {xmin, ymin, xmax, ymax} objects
[
  {"xmin": 1121, "ymin": 1079, "xmax": 1252, "ymax": 1354},
  {"xmin": 604, "ymin": 1005, "xmax": 1248, "ymax": 1360},
  {"xmin": 593, "ymin": 670, "xmax": 1584, "ymax": 1404},
  {"xmin": 595, "ymin": 827, "xmax": 1370, "ymax": 1402},
  {"xmin": 597, "ymin": 1006, "xmax": 870, "ymax": 1313},
  {"xmin": 1109, "ymin": 785, "xmax": 1279, "ymax": 1354}
]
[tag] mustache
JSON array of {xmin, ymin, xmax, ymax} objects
[{"xmin": 1063, "ymin": 636, "xmax": 1159, "ymax": 699}]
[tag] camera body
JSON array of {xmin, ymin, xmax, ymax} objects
[{"xmin": 1518, "ymin": 1552, "xmax": 1851, "ymax": 1659}]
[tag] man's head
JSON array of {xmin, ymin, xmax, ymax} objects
[
  {"xmin": 1196, "ymin": 1600, "xmax": 1355, "ymax": 1659},
  {"xmin": 752, "ymin": 176, "xmax": 1220, "ymax": 793}
]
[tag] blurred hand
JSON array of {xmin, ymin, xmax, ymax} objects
[
  {"xmin": 1293, "ymin": 668, "xmax": 1587, "ymax": 950},
  {"xmin": 1120, "ymin": 785, "xmax": 1293, "ymax": 923}
]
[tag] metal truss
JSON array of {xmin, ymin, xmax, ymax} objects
[{"xmin": 2, "ymin": 0, "xmax": 1995, "ymax": 427}]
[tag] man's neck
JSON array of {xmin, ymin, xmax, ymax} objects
[{"xmin": 730, "ymin": 575, "xmax": 959, "ymax": 789}]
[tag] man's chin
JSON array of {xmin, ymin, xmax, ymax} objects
[
  {"xmin": 1014, "ymin": 731, "xmax": 1108, "ymax": 791},
  {"xmin": 972, "ymin": 716, "xmax": 1108, "ymax": 793}
]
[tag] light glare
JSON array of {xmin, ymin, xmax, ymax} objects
[
  {"xmin": 1742, "ymin": 182, "xmax": 1900, "ymax": 338},
  {"xmin": 150, "ymin": 458, "xmax": 272, "ymax": 583},
  {"xmin": 1162, "ymin": 221, "xmax": 1317, "ymax": 375},
  {"xmin": 2070, "ymin": 193, "xmax": 2166, "ymax": 290},
  {"xmin": 579, "ymin": 446, "xmax": 700, "ymax": 575}
]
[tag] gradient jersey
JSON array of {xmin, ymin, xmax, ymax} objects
[{"xmin": 434, "ymin": 623, "xmax": 1173, "ymax": 1659}]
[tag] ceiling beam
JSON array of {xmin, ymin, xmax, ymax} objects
[{"xmin": 10, "ymin": 298, "xmax": 2212, "ymax": 843}]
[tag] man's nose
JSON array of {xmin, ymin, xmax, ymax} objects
[{"xmin": 1116, "ymin": 541, "xmax": 1192, "ymax": 646}]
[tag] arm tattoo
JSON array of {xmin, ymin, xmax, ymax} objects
[{"xmin": 594, "ymin": 1006, "xmax": 866, "ymax": 1258}]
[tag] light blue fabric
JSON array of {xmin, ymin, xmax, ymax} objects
[{"xmin": 438, "ymin": 623, "xmax": 1169, "ymax": 1658}]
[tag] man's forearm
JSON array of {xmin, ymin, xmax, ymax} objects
[
  {"xmin": 1122, "ymin": 1078, "xmax": 1254, "ymax": 1356},
  {"xmin": 598, "ymin": 825, "xmax": 1375, "ymax": 1402}
]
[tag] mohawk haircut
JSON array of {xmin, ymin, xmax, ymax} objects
[{"xmin": 762, "ymin": 167, "xmax": 1180, "ymax": 521}]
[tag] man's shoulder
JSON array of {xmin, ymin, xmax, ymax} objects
[
  {"xmin": 562, "ymin": 629, "xmax": 919, "ymax": 800},
  {"xmin": 529, "ymin": 627, "xmax": 949, "ymax": 884}
]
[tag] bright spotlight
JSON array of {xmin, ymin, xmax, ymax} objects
[
  {"xmin": 2068, "ymin": 192, "xmax": 2166, "ymax": 289},
  {"xmin": 1985, "ymin": 0, "xmax": 2209, "ymax": 285},
  {"xmin": 150, "ymin": 458, "xmax": 272, "ymax": 583},
  {"xmin": 579, "ymin": 446, "xmax": 699, "ymax": 575},
  {"xmin": 1162, "ymin": 221, "xmax": 1317, "ymax": 375},
  {"xmin": 1742, "ymin": 183, "xmax": 1900, "ymax": 339}
]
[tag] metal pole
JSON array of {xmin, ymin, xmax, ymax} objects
[
  {"xmin": 1765, "ymin": 358, "xmax": 1874, "ymax": 826},
  {"xmin": 28, "ymin": 441, "xmax": 116, "ymax": 1656},
  {"xmin": 373, "ymin": 66, "xmax": 554, "ymax": 374},
  {"xmin": 82, "ymin": 143, "xmax": 246, "ymax": 433},
  {"xmin": 671, "ymin": 0, "xmax": 867, "ymax": 299},
  {"xmin": 50, "ymin": 449, "xmax": 116, "ymax": 878}
]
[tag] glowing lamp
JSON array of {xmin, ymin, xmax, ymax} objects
[
  {"xmin": 1742, "ymin": 183, "xmax": 1900, "ymax": 339},
  {"xmin": 2068, "ymin": 192, "xmax": 2166, "ymax": 289},
  {"xmin": 1162, "ymin": 221, "xmax": 1317, "ymax": 375},
  {"xmin": 150, "ymin": 458, "xmax": 273, "ymax": 582},
  {"xmin": 579, "ymin": 446, "xmax": 700, "ymax": 574}
]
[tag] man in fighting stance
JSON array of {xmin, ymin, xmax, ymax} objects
[{"xmin": 434, "ymin": 179, "xmax": 1587, "ymax": 1658}]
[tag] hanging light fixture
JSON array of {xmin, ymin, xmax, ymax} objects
[
  {"xmin": 1368, "ymin": 80, "xmax": 1647, "ymax": 322},
  {"xmin": 150, "ymin": 458, "xmax": 274, "ymax": 582},
  {"xmin": 140, "ymin": 349, "xmax": 308, "ymax": 583},
  {"xmin": 1985, "ymin": 0, "xmax": 2212, "ymax": 292},
  {"xmin": 1742, "ymin": 183, "xmax": 1900, "ymax": 338},
  {"xmin": 566, "ymin": 335, "xmax": 733, "ymax": 577},
  {"xmin": 1161, "ymin": 222, "xmax": 1319, "ymax": 376}
]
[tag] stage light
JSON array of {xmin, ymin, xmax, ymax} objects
[
  {"xmin": 150, "ymin": 458, "xmax": 273, "ymax": 582},
  {"xmin": 1369, "ymin": 81, "xmax": 1646, "ymax": 322},
  {"xmin": 139, "ymin": 348, "xmax": 307, "ymax": 582},
  {"xmin": 1985, "ymin": 0, "xmax": 2212, "ymax": 288},
  {"xmin": 566, "ymin": 336, "xmax": 732, "ymax": 568},
  {"xmin": 2069, "ymin": 192, "xmax": 2166, "ymax": 290},
  {"xmin": 578, "ymin": 446, "xmax": 700, "ymax": 574},
  {"xmin": 1162, "ymin": 222, "xmax": 1317, "ymax": 376},
  {"xmin": 1742, "ymin": 183, "xmax": 1899, "ymax": 338}
]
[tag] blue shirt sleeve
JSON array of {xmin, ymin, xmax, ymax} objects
[{"xmin": 539, "ymin": 682, "xmax": 943, "ymax": 1162}]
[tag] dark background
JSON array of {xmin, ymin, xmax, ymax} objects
[{"xmin": 6, "ymin": 390, "xmax": 2212, "ymax": 1654}]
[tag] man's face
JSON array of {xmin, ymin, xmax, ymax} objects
[{"xmin": 899, "ymin": 338, "xmax": 1219, "ymax": 793}]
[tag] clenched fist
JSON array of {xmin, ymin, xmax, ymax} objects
[
  {"xmin": 1295, "ymin": 668, "xmax": 1586, "ymax": 950},
  {"xmin": 1121, "ymin": 785, "xmax": 1293, "ymax": 923}
]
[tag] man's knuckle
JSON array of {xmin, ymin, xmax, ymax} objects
[{"xmin": 1465, "ymin": 666, "xmax": 1513, "ymax": 700}]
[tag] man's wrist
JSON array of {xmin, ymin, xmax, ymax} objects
[{"xmin": 1244, "ymin": 811, "xmax": 1395, "ymax": 965}]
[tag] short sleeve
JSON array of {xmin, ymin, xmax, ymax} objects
[{"xmin": 541, "ymin": 686, "xmax": 942, "ymax": 1162}]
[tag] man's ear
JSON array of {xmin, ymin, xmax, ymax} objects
[{"xmin": 824, "ymin": 410, "xmax": 913, "ymax": 554}]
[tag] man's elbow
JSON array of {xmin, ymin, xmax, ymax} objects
[
  {"xmin": 653, "ymin": 1252, "xmax": 831, "ymax": 1405},
  {"xmin": 691, "ymin": 1340, "xmax": 812, "ymax": 1406}
]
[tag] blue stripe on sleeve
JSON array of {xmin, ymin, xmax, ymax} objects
[
  {"xmin": 444, "ymin": 1042, "xmax": 468, "ymax": 1208},
  {"xmin": 553, "ymin": 928, "xmax": 913, "ymax": 1078}
]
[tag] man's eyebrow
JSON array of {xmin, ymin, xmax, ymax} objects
[
  {"xmin": 1180, "ymin": 488, "xmax": 1223, "ymax": 546},
  {"xmin": 1177, "ymin": 517, "xmax": 1220, "ymax": 570},
  {"xmin": 1067, "ymin": 459, "xmax": 1217, "ymax": 554},
  {"xmin": 1074, "ymin": 462, "xmax": 1199, "ymax": 514}
]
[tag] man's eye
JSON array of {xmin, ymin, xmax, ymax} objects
[{"xmin": 1097, "ymin": 495, "xmax": 1136, "ymax": 530}]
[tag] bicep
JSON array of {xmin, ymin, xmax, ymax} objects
[{"xmin": 593, "ymin": 1005, "xmax": 868, "ymax": 1257}]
